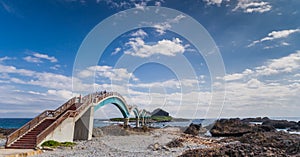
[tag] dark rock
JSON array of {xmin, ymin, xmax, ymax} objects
[
  {"xmin": 0, "ymin": 128, "xmax": 16, "ymax": 136},
  {"xmin": 92, "ymin": 128, "xmax": 104, "ymax": 137},
  {"xmin": 262, "ymin": 119, "xmax": 297, "ymax": 129},
  {"xmin": 210, "ymin": 118, "xmax": 254, "ymax": 137},
  {"xmin": 166, "ymin": 138, "xmax": 184, "ymax": 148},
  {"xmin": 238, "ymin": 131, "xmax": 300, "ymax": 155},
  {"xmin": 184, "ymin": 123, "xmax": 201, "ymax": 136},
  {"xmin": 255, "ymin": 124, "xmax": 276, "ymax": 132},
  {"xmin": 179, "ymin": 143, "xmax": 286, "ymax": 157},
  {"xmin": 242, "ymin": 117, "xmax": 270, "ymax": 123},
  {"xmin": 0, "ymin": 128, "xmax": 16, "ymax": 138},
  {"xmin": 148, "ymin": 142, "xmax": 161, "ymax": 151}
]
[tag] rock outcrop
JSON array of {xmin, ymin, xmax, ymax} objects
[
  {"xmin": 180, "ymin": 131, "xmax": 300, "ymax": 157},
  {"xmin": 184, "ymin": 123, "xmax": 201, "ymax": 136},
  {"xmin": 210, "ymin": 118, "xmax": 276, "ymax": 137},
  {"xmin": 262, "ymin": 119, "xmax": 298, "ymax": 129}
]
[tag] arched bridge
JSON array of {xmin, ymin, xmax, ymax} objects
[{"xmin": 5, "ymin": 92, "xmax": 150, "ymax": 149}]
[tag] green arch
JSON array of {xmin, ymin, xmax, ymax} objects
[
  {"xmin": 94, "ymin": 96, "xmax": 130, "ymax": 118},
  {"xmin": 132, "ymin": 107, "xmax": 139, "ymax": 118}
]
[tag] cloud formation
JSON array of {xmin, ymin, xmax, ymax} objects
[
  {"xmin": 152, "ymin": 14, "xmax": 186, "ymax": 35},
  {"xmin": 124, "ymin": 37, "xmax": 186, "ymax": 58},
  {"xmin": 23, "ymin": 52, "xmax": 58, "ymax": 63},
  {"xmin": 233, "ymin": 0, "xmax": 272, "ymax": 13},
  {"xmin": 203, "ymin": 0, "xmax": 225, "ymax": 6},
  {"xmin": 248, "ymin": 29, "xmax": 300, "ymax": 47}
]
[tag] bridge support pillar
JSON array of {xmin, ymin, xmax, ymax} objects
[
  {"xmin": 74, "ymin": 106, "xmax": 94, "ymax": 140},
  {"xmin": 141, "ymin": 117, "xmax": 145, "ymax": 126},
  {"xmin": 136, "ymin": 117, "xmax": 140, "ymax": 128},
  {"xmin": 124, "ymin": 118, "xmax": 129, "ymax": 127}
]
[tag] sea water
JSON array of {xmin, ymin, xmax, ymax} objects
[
  {"xmin": 0, "ymin": 118, "xmax": 31, "ymax": 129},
  {"xmin": 1, "ymin": 117, "xmax": 299, "ymax": 132}
]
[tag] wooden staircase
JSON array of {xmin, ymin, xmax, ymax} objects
[
  {"xmin": 8, "ymin": 119, "xmax": 55, "ymax": 149},
  {"xmin": 5, "ymin": 97, "xmax": 79, "ymax": 149},
  {"xmin": 5, "ymin": 92, "xmax": 127, "ymax": 149}
]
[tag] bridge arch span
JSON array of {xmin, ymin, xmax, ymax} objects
[{"xmin": 93, "ymin": 95, "xmax": 130, "ymax": 118}]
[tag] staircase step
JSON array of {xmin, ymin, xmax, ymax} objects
[{"xmin": 8, "ymin": 111, "xmax": 60, "ymax": 149}]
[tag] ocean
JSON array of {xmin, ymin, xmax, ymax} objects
[{"xmin": 1, "ymin": 117, "xmax": 299, "ymax": 132}]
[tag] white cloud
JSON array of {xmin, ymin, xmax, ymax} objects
[
  {"xmin": 248, "ymin": 28, "xmax": 300, "ymax": 47},
  {"xmin": 0, "ymin": 64, "xmax": 35, "ymax": 76},
  {"xmin": 255, "ymin": 51, "xmax": 300, "ymax": 76},
  {"xmin": 98, "ymin": 0, "xmax": 164, "ymax": 9},
  {"xmin": 131, "ymin": 29, "xmax": 147, "ymax": 38},
  {"xmin": 124, "ymin": 37, "xmax": 185, "ymax": 58},
  {"xmin": 2, "ymin": 50, "xmax": 300, "ymax": 118},
  {"xmin": 23, "ymin": 52, "xmax": 58, "ymax": 63},
  {"xmin": 77, "ymin": 65, "xmax": 138, "ymax": 81},
  {"xmin": 50, "ymin": 64, "xmax": 61, "ymax": 70},
  {"xmin": 152, "ymin": 14, "xmax": 185, "ymax": 35},
  {"xmin": 155, "ymin": 1, "xmax": 161, "ymax": 7},
  {"xmin": 221, "ymin": 69, "xmax": 253, "ymax": 81},
  {"xmin": 134, "ymin": 2, "xmax": 147, "ymax": 11},
  {"xmin": 33, "ymin": 53, "xmax": 58, "ymax": 63},
  {"xmin": 47, "ymin": 89, "xmax": 74, "ymax": 100},
  {"xmin": 0, "ymin": 56, "xmax": 13, "ymax": 62},
  {"xmin": 233, "ymin": 0, "xmax": 272, "ymax": 13},
  {"xmin": 223, "ymin": 51, "xmax": 300, "ymax": 79},
  {"xmin": 203, "ymin": 0, "xmax": 225, "ymax": 6},
  {"xmin": 111, "ymin": 47, "xmax": 121, "ymax": 55},
  {"xmin": 23, "ymin": 56, "xmax": 42, "ymax": 63},
  {"xmin": 246, "ymin": 78, "xmax": 262, "ymax": 89}
]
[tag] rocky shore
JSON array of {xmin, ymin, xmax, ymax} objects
[{"xmin": 0, "ymin": 118, "xmax": 299, "ymax": 156}]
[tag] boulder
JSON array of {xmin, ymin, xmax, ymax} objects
[
  {"xmin": 184, "ymin": 123, "xmax": 201, "ymax": 136},
  {"xmin": 238, "ymin": 131, "xmax": 300, "ymax": 155},
  {"xmin": 256, "ymin": 124, "xmax": 276, "ymax": 132},
  {"xmin": 180, "ymin": 131, "xmax": 300, "ymax": 157},
  {"xmin": 242, "ymin": 117, "xmax": 270, "ymax": 123},
  {"xmin": 210, "ymin": 118, "xmax": 254, "ymax": 137},
  {"xmin": 148, "ymin": 142, "xmax": 161, "ymax": 151},
  {"xmin": 262, "ymin": 120, "xmax": 298, "ymax": 129},
  {"xmin": 166, "ymin": 138, "xmax": 184, "ymax": 148},
  {"xmin": 92, "ymin": 128, "xmax": 104, "ymax": 137}
]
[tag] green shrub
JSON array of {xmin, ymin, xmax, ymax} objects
[
  {"xmin": 41, "ymin": 140, "xmax": 76, "ymax": 148},
  {"xmin": 60, "ymin": 142, "xmax": 76, "ymax": 147},
  {"xmin": 41, "ymin": 140, "xmax": 60, "ymax": 147}
]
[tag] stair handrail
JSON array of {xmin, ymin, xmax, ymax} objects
[
  {"xmin": 6, "ymin": 97, "xmax": 77, "ymax": 147},
  {"xmin": 35, "ymin": 92, "xmax": 112, "ymax": 145},
  {"xmin": 36, "ymin": 110, "xmax": 78, "ymax": 145},
  {"xmin": 5, "ymin": 110, "xmax": 53, "ymax": 146},
  {"xmin": 35, "ymin": 92, "xmax": 128, "ymax": 146}
]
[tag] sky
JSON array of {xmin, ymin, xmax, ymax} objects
[{"xmin": 0, "ymin": 0, "xmax": 299, "ymax": 119}]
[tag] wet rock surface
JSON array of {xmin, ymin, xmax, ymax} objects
[
  {"xmin": 166, "ymin": 138, "xmax": 184, "ymax": 148},
  {"xmin": 183, "ymin": 123, "xmax": 201, "ymax": 136},
  {"xmin": 0, "ymin": 128, "xmax": 15, "ymax": 138},
  {"xmin": 92, "ymin": 128, "xmax": 104, "ymax": 137},
  {"xmin": 210, "ymin": 118, "xmax": 281, "ymax": 137},
  {"xmin": 210, "ymin": 118, "xmax": 255, "ymax": 137},
  {"xmin": 242, "ymin": 117, "xmax": 300, "ymax": 131},
  {"xmin": 262, "ymin": 119, "xmax": 298, "ymax": 129},
  {"xmin": 180, "ymin": 124, "xmax": 300, "ymax": 157},
  {"xmin": 180, "ymin": 131, "xmax": 300, "ymax": 157}
]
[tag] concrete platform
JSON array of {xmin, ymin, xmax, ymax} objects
[{"xmin": 0, "ymin": 149, "xmax": 43, "ymax": 157}]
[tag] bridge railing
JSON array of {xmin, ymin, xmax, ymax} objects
[
  {"xmin": 8, "ymin": 92, "xmax": 129, "ymax": 147},
  {"xmin": 36, "ymin": 110, "xmax": 78, "ymax": 145},
  {"xmin": 6, "ymin": 97, "xmax": 77, "ymax": 147}
]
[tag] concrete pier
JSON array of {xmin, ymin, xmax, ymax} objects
[{"xmin": 74, "ymin": 106, "xmax": 94, "ymax": 140}]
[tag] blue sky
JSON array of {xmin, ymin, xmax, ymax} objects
[{"xmin": 0, "ymin": 0, "xmax": 300, "ymax": 118}]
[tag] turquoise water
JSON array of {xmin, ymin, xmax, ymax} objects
[{"xmin": 0, "ymin": 118, "xmax": 31, "ymax": 129}]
